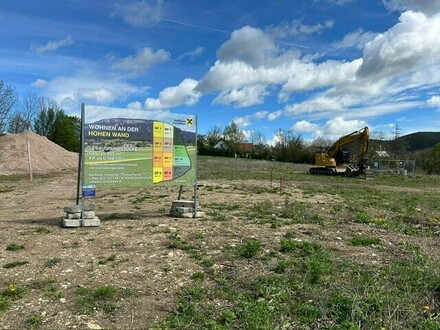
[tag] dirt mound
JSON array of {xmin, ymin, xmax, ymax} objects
[{"xmin": 0, "ymin": 131, "xmax": 78, "ymax": 176}]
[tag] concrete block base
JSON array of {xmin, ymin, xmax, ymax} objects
[
  {"xmin": 62, "ymin": 217, "xmax": 101, "ymax": 227},
  {"xmin": 169, "ymin": 200, "xmax": 204, "ymax": 218}
]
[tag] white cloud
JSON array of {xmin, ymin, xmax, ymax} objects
[
  {"xmin": 317, "ymin": 117, "xmax": 369, "ymax": 138},
  {"xmin": 111, "ymin": 47, "xmax": 170, "ymax": 76},
  {"xmin": 127, "ymin": 101, "xmax": 143, "ymax": 109},
  {"xmin": 427, "ymin": 95, "xmax": 440, "ymax": 109},
  {"xmin": 292, "ymin": 120, "xmax": 319, "ymax": 132},
  {"xmin": 383, "ymin": 0, "xmax": 440, "ymax": 15},
  {"xmin": 31, "ymin": 36, "xmax": 74, "ymax": 53},
  {"xmin": 144, "ymin": 78, "xmax": 201, "ymax": 110},
  {"xmin": 268, "ymin": 110, "xmax": 283, "ymax": 121},
  {"xmin": 177, "ymin": 47, "xmax": 204, "ymax": 61},
  {"xmin": 217, "ymin": 26, "xmax": 277, "ymax": 67},
  {"xmin": 357, "ymin": 11, "xmax": 440, "ymax": 79},
  {"xmin": 232, "ymin": 111, "xmax": 269, "ymax": 129},
  {"xmin": 112, "ymin": 0, "xmax": 163, "ymax": 28},
  {"xmin": 233, "ymin": 117, "xmax": 252, "ymax": 128},
  {"xmin": 34, "ymin": 70, "xmax": 145, "ymax": 115},
  {"xmin": 282, "ymin": 59, "xmax": 362, "ymax": 93},
  {"xmin": 333, "ymin": 28, "xmax": 379, "ymax": 50},
  {"xmin": 319, "ymin": 0, "xmax": 354, "ymax": 5},
  {"xmin": 266, "ymin": 19, "xmax": 334, "ymax": 39},
  {"xmin": 285, "ymin": 96, "xmax": 345, "ymax": 115},
  {"xmin": 31, "ymin": 79, "xmax": 48, "ymax": 87},
  {"xmin": 213, "ymin": 86, "xmax": 269, "ymax": 108}
]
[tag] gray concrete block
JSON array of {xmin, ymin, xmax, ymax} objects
[
  {"xmin": 62, "ymin": 217, "xmax": 101, "ymax": 227},
  {"xmin": 180, "ymin": 212, "xmax": 205, "ymax": 218},
  {"xmin": 66, "ymin": 212, "xmax": 81, "ymax": 219},
  {"xmin": 64, "ymin": 204, "xmax": 95, "ymax": 213},
  {"xmin": 83, "ymin": 211, "xmax": 96, "ymax": 219},
  {"xmin": 171, "ymin": 200, "xmax": 198, "ymax": 208}
]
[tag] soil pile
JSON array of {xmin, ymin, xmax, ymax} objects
[{"xmin": 0, "ymin": 131, "xmax": 78, "ymax": 176}]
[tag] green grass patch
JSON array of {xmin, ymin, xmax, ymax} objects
[
  {"xmin": 6, "ymin": 242, "xmax": 25, "ymax": 251},
  {"xmin": 0, "ymin": 186, "xmax": 14, "ymax": 193},
  {"xmin": 235, "ymin": 239, "xmax": 262, "ymax": 259},
  {"xmin": 75, "ymin": 285, "xmax": 119, "ymax": 314},
  {"xmin": 351, "ymin": 235, "xmax": 381, "ymax": 246},
  {"xmin": 3, "ymin": 261, "xmax": 28, "ymax": 269}
]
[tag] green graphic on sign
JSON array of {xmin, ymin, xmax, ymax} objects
[{"xmin": 83, "ymin": 105, "xmax": 196, "ymax": 187}]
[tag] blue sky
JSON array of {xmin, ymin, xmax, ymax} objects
[{"xmin": 1, "ymin": 0, "xmax": 440, "ymax": 143}]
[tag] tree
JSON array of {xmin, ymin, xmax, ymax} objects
[
  {"xmin": 249, "ymin": 130, "xmax": 268, "ymax": 159},
  {"xmin": 205, "ymin": 125, "xmax": 222, "ymax": 146},
  {"xmin": 20, "ymin": 91, "xmax": 39, "ymax": 128},
  {"xmin": 52, "ymin": 115, "xmax": 81, "ymax": 152},
  {"xmin": 223, "ymin": 121, "xmax": 245, "ymax": 155},
  {"xmin": 33, "ymin": 98, "xmax": 63, "ymax": 139},
  {"xmin": 0, "ymin": 81, "xmax": 17, "ymax": 134},
  {"xmin": 7, "ymin": 113, "xmax": 28, "ymax": 134},
  {"xmin": 33, "ymin": 98, "xmax": 80, "ymax": 152}
]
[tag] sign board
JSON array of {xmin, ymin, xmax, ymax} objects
[
  {"xmin": 82, "ymin": 185, "xmax": 96, "ymax": 198},
  {"xmin": 83, "ymin": 105, "xmax": 197, "ymax": 188}
]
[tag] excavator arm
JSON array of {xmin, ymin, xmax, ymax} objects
[{"xmin": 327, "ymin": 127, "xmax": 369, "ymax": 161}]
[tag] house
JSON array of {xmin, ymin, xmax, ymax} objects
[
  {"xmin": 213, "ymin": 138, "xmax": 254, "ymax": 158},
  {"xmin": 213, "ymin": 138, "xmax": 228, "ymax": 150}
]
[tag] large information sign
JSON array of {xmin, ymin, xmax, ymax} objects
[{"xmin": 83, "ymin": 105, "xmax": 196, "ymax": 187}]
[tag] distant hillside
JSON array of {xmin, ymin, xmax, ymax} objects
[{"xmin": 374, "ymin": 132, "xmax": 440, "ymax": 152}]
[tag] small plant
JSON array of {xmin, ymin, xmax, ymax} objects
[
  {"xmin": 351, "ymin": 235, "xmax": 381, "ymax": 246},
  {"xmin": 98, "ymin": 254, "xmax": 117, "ymax": 265},
  {"xmin": 0, "ymin": 186, "xmax": 13, "ymax": 193},
  {"xmin": 25, "ymin": 314, "xmax": 42, "ymax": 328},
  {"xmin": 76, "ymin": 285, "xmax": 118, "ymax": 314},
  {"xmin": 6, "ymin": 242, "xmax": 24, "ymax": 251},
  {"xmin": 207, "ymin": 211, "xmax": 226, "ymax": 221},
  {"xmin": 200, "ymin": 259, "xmax": 214, "ymax": 268},
  {"xmin": 3, "ymin": 261, "xmax": 28, "ymax": 269},
  {"xmin": 191, "ymin": 271, "xmax": 205, "ymax": 280},
  {"xmin": 194, "ymin": 231, "xmax": 205, "ymax": 239},
  {"xmin": 235, "ymin": 239, "xmax": 262, "ymax": 259},
  {"xmin": 2, "ymin": 283, "xmax": 26, "ymax": 300}
]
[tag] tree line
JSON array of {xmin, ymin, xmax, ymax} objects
[
  {"xmin": 1, "ymin": 80, "xmax": 439, "ymax": 174},
  {"xmin": 0, "ymin": 81, "xmax": 80, "ymax": 152},
  {"xmin": 198, "ymin": 122, "xmax": 325, "ymax": 164}
]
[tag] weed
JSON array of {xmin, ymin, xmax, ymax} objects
[
  {"xmin": 194, "ymin": 231, "xmax": 205, "ymax": 239},
  {"xmin": 235, "ymin": 239, "xmax": 262, "ymax": 259},
  {"xmin": 351, "ymin": 235, "xmax": 381, "ymax": 246},
  {"xmin": 76, "ymin": 285, "xmax": 119, "ymax": 314},
  {"xmin": 3, "ymin": 261, "xmax": 28, "ymax": 269},
  {"xmin": 44, "ymin": 284, "xmax": 64, "ymax": 299},
  {"xmin": 6, "ymin": 242, "xmax": 24, "ymax": 251},
  {"xmin": 209, "ymin": 202, "xmax": 241, "ymax": 211},
  {"xmin": 0, "ymin": 186, "xmax": 13, "ymax": 193},
  {"xmin": 98, "ymin": 254, "xmax": 117, "ymax": 265},
  {"xmin": 207, "ymin": 210, "xmax": 226, "ymax": 221},
  {"xmin": 25, "ymin": 314, "xmax": 42, "ymax": 328},
  {"xmin": 273, "ymin": 258, "xmax": 295, "ymax": 274},
  {"xmin": 200, "ymin": 259, "xmax": 214, "ymax": 268},
  {"xmin": 191, "ymin": 271, "xmax": 205, "ymax": 280},
  {"xmin": 2, "ymin": 283, "xmax": 26, "ymax": 300}
]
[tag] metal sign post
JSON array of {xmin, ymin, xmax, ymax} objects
[{"xmin": 80, "ymin": 103, "xmax": 85, "ymax": 227}]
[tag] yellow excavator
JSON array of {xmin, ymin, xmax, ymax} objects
[{"xmin": 309, "ymin": 127, "xmax": 370, "ymax": 177}]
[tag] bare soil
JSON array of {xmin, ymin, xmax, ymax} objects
[
  {"xmin": 1, "ymin": 169, "xmax": 438, "ymax": 329},
  {"xmin": 1, "ymin": 132, "xmax": 439, "ymax": 329}
]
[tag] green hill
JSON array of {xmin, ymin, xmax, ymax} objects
[{"xmin": 374, "ymin": 132, "xmax": 440, "ymax": 152}]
